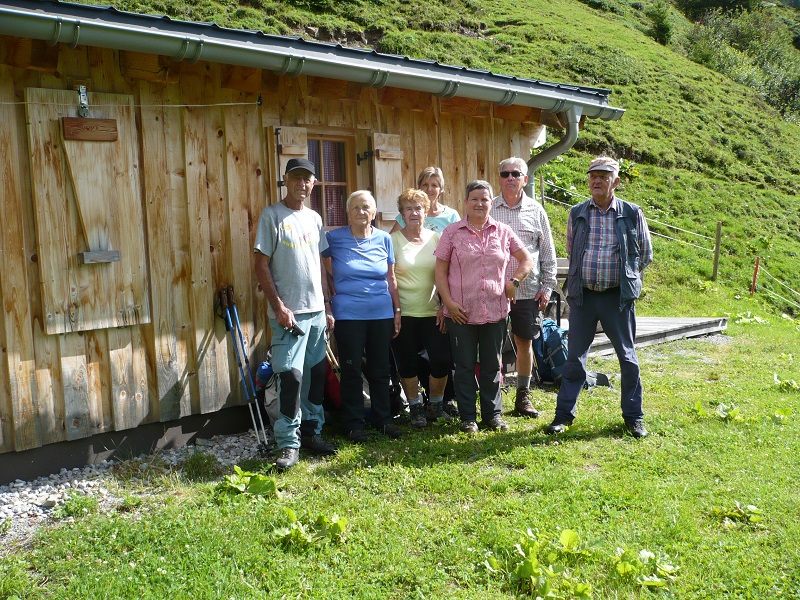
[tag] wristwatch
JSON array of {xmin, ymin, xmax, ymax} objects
[{"xmin": 510, "ymin": 278, "xmax": 520, "ymax": 288}]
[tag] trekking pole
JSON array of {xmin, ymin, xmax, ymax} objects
[
  {"xmin": 219, "ymin": 287, "xmax": 269, "ymax": 453},
  {"xmin": 226, "ymin": 286, "xmax": 271, "ymax": 449}
]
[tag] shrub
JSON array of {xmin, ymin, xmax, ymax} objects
[{"xmin": 646, "ymin": 0, "xmax": 672, "ymax": 45}]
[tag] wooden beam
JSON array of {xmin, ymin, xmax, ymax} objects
[
  {"xmin": 62, "ymin": 117, "xmax": 118, "ymax": 142},
  {"xmin": 439, "ymin": 96, "xmax": 490, "ymax": 117},
  {"xmin": 220, "ymin": 65, "xmax": 262, "ymax": 94},
  {"xmin": 307, "ymin": 76, "xmax": 360, "ymax": 100},
  {"xmin": 120, "ymin": 51, "xmax": 177, "ymax": 83},
  {"xmin": 494, "ymin": 104, "xmax": 543, "ymax": 123},
  {"xmin": 1, "ymin": 37, "xmax": 59, "ymax": 73},
  {"xmin": 378, "ymin": 87, "xmax": 431, "ymax": 111}
]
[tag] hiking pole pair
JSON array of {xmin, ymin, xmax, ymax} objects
[{"xmin": 219, "ymin": 286, "xmax": 271, "ymax": 454}]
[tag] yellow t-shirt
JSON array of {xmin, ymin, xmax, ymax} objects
[{"xmin": 391, "ymin": 229, "xmax": 440, "ymax": 317}]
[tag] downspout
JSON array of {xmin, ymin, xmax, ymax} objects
[{"xmin": 524, "ymin": 104, "xmax": 582, "ymax": 197}]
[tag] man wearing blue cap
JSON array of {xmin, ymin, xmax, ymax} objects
[
  {"xmin": 546, "ymin": 156, "xmax": 653, "ymax": 438},
  {"xmin": 254, "ymin": 158, "xmax": 337, "ymax": 470}
]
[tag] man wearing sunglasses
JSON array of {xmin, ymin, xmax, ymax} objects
[{"xmin": 491, "ymin": 157, "xmax": 557, "ymax": 419}]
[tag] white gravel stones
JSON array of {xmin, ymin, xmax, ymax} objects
[{"xmin": 0, "ymin": 430, "xmax": 267, "ymax": 550}]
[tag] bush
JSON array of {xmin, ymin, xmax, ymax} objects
[
  {"xmin": 675, "ymin": 0, "xmax": 757, "ymax": 21},
  {"xmin": 646, "ymin": 1, "xmax": 672, "ymax": 45}
]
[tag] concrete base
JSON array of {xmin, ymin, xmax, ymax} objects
[{"xmin": 0, "ymin": 405, "xmax": 252, "ymax": 485}]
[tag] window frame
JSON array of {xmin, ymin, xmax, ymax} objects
[{"xmin": 306, "ymin": 132, "xmax": 356, "ymax": 229}]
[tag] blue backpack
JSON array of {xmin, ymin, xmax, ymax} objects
[{"xmin": 533, "ymin": 318, "xmax": 569, "ymax": 384}]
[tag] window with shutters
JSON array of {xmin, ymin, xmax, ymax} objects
[{"xmin": 307, "ymin": 135, "xmax": 354, "ymax": 227}]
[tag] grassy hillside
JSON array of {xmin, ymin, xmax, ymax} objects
[{"xmin": 80, "ymin": 0, "xmax": 800, "ymax": 316}]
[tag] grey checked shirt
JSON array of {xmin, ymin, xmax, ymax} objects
[{"xmin": 491, "ymin": 192, "xmax": 557, "ymax": 300}]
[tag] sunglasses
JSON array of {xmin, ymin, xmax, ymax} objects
[{"xmin": 500, "ymin": 170, "xmax": 524, "ymax": 179}]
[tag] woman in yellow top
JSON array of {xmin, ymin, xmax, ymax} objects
[{"xmin": 391, "ymin": 188, "xmax": 451, "ymax": 427}]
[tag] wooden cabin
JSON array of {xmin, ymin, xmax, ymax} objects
[{"xmin": 0, "ymin": 0, "xmax": 623, "ymax": 465}]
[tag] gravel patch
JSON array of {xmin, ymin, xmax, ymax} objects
[{"xmin": 0, "ymin": 431, "xmax": 269, "ymax": 553}]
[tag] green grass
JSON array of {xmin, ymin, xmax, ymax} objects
[{"xmin": 2, "ymin": 310, "xmax": 800, "ymax": 598}]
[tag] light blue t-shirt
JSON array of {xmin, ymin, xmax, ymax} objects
[
  {"xmin": 253, "ymin": 202, "xmax": 327, "ymax": 318},
  {"xmin": 395, "ymin": 204, "xmax": 460, "ymax": 233},
  {"xmin": 323, "ymin": 227, "xmax": 394, "ymax": 321}
]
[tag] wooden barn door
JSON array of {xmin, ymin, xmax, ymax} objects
[{"xmin": 24, "ymin": 88, "xmax": 150, "ymax": 335}]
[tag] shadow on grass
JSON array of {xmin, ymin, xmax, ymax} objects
[{"xmin": 299, "ymin": 416, "xmax": 630, "ymax": 479}]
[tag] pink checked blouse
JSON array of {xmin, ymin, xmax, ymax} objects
[{"xmin": 435, "ymin": 217, "xmax": 524, "ymax": 325}]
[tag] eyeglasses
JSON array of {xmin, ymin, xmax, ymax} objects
[{"xmin": 500, "ymin": 171, "xmax": 524, "ymax": 179}]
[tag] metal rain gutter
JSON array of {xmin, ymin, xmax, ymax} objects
[
  {"xmin": 524, "ymin": 105, "xmax": 581, "ymax": 196},
  {"xmin": 0, "ymin": 2, "xmax": 625, "ymax": 121}
]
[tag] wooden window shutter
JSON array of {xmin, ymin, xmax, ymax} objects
[
  {"xmin": 276, "ymin": 126, "xmax": 308, "ymax": 177},
  {"xmin": 24, "ymin": 88, "xmax": 150, "ymax": 334},
  {"xmin": 371, "ymin": 132, "xmax": 404, "ymax": 222}
]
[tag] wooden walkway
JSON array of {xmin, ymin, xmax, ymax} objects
[{"xmin": 559, "ymin": 316, "xmax": 728, "ymax": 357}]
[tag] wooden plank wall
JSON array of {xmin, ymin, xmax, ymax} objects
[{"xmin": 0, "ymin": 35, "xmax": 544, "ymax": 454}]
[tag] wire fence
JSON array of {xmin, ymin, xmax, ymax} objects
[
  {"xmin": 540, "ymin": 179, "xmax": 798, "ymax": 315},
  {"xmin": 541, "ymin": 180, "xmax": 718, "ymax": 255}
]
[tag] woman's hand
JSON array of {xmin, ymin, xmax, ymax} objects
[
  {"xmin": 436, "ymin": 306, "xmax": 447, "ymax": 333},
  {"xmin": 393, "ymin": 312, "xmax": 402, "ymax": 338},
  {"xmin": 504, "ymin": 281, "xmax": 518, "ymax": 302},
  {"xmin": 446, "ymin": 301, "xmax": 468, "ymax": 324}
]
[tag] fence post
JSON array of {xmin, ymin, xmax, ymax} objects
[
  {"xmin": 750, "ymin": 256, "xmax": 760, "ymax": 296},
  {"xmin": 711, "ymin": 221, "xmax": 722, "ymax": 280},
  {"xmin": 539, "ymin": 174, "xmax": 545, "ymax": 204}
]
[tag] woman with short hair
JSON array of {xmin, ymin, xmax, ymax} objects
[
  {"xmin": 391, "ymin": 188, "xmax": 451, "ymax": 427},
  {"xmin": 434, "ymin": 181, "xmax": 533, "ymax": 434},
  {"xmin": 323, "ymin": 191, "xmax": 403, "ymax": 441},
  {"xmin": 390, "ymin": 166, "xmax": 460, "ymax": 234}
]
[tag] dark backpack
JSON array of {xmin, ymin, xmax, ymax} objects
[{"xmin": 533, "ymin": 318, "xmax": 569, "ymax": 384}]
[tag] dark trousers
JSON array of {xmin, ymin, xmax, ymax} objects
[
  {"xmin": 555, "ymin": 288, "xmax": 643, "ymax": 422},
  {"xmin": 334, "ymin": 319, "xmax": 394, "ymax": 431},
  {"xmin": 446, "ymin": 319, "xmax": 505, "ymax": 423}
]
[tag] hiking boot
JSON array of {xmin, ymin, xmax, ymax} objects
[
  {"xmin": 545, "ymin": 419, "xmax": 573, "ymax": 435},
  {"xmin": 410, "ymin": 404, "xmax": 428, "ymax": 428},
  {"xmin": 444, "ymin": 400, "xmax": 460, "ymax": 418},
  {"xmin": 301, "ymin": 434, "xmax": 337, "ymax": 455},
  {"xmin": 514, "ymin": 388, "xmax": 540, "ymax": 418},
  {"xmin": 426, "ymin": 401, "xmax": 444, "ymax": 421},
  {"xmin": 381, "ymin": 423, "xmax": 403, "ymax": 439},
  {"xmin": 275, "ymin": 447, "xmax": 300, "ymax": 471},
  {"xmin": 460, "ymin": 420, "xmax": 479, "ymax": 434},
  {"xmin": 348, "ymin": 429, "xmax": 369, "ymax": 444},
  {"xmin": 624, "ymin": 418, "xmax": 648, "ymax": 439},
  {"xmin": 482, "ymin": 416, "xmax": 509, "ymax": 431}
]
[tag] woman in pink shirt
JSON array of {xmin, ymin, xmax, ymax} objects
[{"xmin": 435, "ymin": 180, "xmax": 533, "ymax": 434}]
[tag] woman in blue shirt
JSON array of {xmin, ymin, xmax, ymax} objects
[{"xmin": 323, "ymin": 191, "xmax": 402, "ymax": 442}]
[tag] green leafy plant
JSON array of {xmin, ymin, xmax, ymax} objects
[
  {"xmin": 0, "ymin": 517, "xmax": 11, "ymax": 535},
  {"xmin": 733, "ymin": 312, "xmax": 769, "ymax": 325},
  {"xmin": 710, "ymin": 501, "xmax": 764, "ymax": 529},
  {"xmin": 483, "ymin": 528, "xmax": 594, "ymax": 598},
  {"xmin": 273, "ymin": 508, "xmax": 348, "ymax": 549},
  {"xmin": 772, "ymin": 407, "xmax": 792, "ymax": 424},
  {"xmin": 715, "ymin": 402, "xmax": 744, "ymax": 422},
  {"xmin": 216, "ymin": 465, "xmax": 279, "ymax": 498},
  {"xmin": 689, "ymin": 400, "xmax": 709, "ymax": 418},
  {"xmin": 774, "ymin": 373, "xmax": 800, "ymax": 392},
  {"xmin": 612, "ymin": 547, "xmax": 679, "ymax": 590},
  {"xmin": 53, "ymin": 491, "xmax": 99, "ymax": 519}
]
